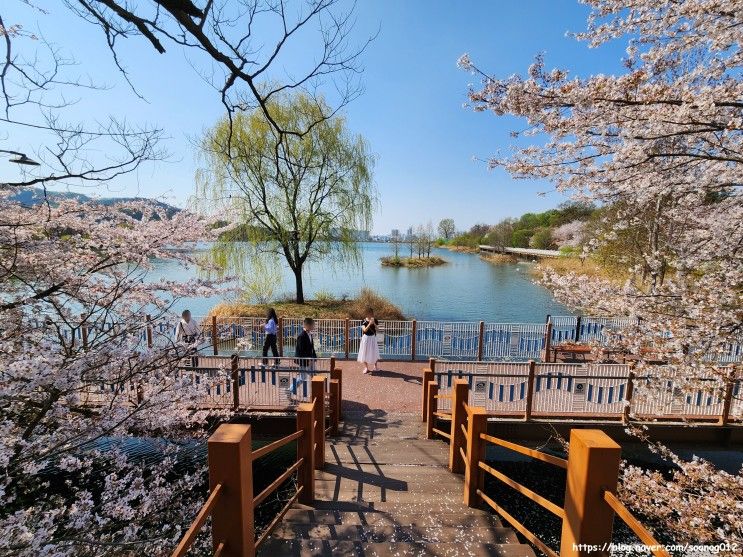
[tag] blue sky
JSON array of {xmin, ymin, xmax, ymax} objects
[{"xmin": 3, "ymin": 1, "xmax": 627, "ymax": 234}]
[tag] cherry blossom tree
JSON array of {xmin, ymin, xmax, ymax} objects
[
  {"xmin": 461, "ymin": 0, "xmax": 742, "ymax": 548},
  {"xmin": 0, "ymin": 1, "xmax": 368, "ymax": 553},
  {"xmin": 0, "ymin": 23, "xmax": 228, "ymax": 548}
]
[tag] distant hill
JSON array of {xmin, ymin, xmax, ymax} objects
[{"xmin": 11, "ymin": 188, "xmax": 181, "ymax": 220}]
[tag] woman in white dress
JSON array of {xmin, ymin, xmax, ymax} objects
[{"xmin": 357, "ymin": 308, "xmax": 380, "ymax": 374}]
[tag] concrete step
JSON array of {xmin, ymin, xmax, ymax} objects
[
  {"xmin": 257, "ymin": 540, "xmax": 537, "ymax": 557},
  {"xmin": 297, "ymin": 500, "xmax": 503, "ymax": 516},
  {"xmin": 270, "ymin": 523, "xmax": 518, "ymax": 544},
  {"xmin": 283, "ymin": 509, "xmax": 503, "ymax": 528},
  {"xmin": 326, "ymin": 441, "xmax": 450, "ymax": 467},
  {"xmin": 312, "ymin": 487, "xmax": 466, "ymax": 505},
  {"xmin": 317, "ymin": 463, "xmax": 456, "ymax": 478}
]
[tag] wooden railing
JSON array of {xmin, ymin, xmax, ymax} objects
[
  {"xmin": 426, "ymin": 378, "xmax": 672, "ymax": 557},
  {"xmin": 171, "ymin": 380, "xmax": 328, "ymax": 557},
  {"xmin": 177, "ymin": 355, "xmax": 342, "ymax": 417},
  {"xmin": 88, "ymin": 356, "xmax": 343, "ymax": 420},
  {"xmin": 424, "ymin": 359, "xmax": 741, "ymax": 425}
]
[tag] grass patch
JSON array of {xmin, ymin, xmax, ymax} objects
[
  {"xmin": 210, "ymin": 288, "xmax": 406, "ymax": 320},
  {"xmin": 380, "ymin": 256, "xmax": 448, "ymax": 268},
  {"xmin": 443, "ymin": 245, "xmax": 479, "ymax": 253},
  {"xmin": 480, "ymin": 253, "xmax": 518, "ymax": 264},
  {"xmin": 536, "ymin": 255, "xmax": 629, "ymax": 283}
]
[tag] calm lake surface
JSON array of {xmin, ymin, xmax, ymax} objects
[{"xmin": 152, "ymin": 242, "xmax": 572, "ymax": 322}]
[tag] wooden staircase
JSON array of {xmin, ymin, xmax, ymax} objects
[{"xmin": 258, "ymin": 411, "xmax": 536, "ymax": 556}]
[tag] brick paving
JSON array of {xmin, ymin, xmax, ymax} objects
[{"xmin": 336, "ymin": 359, "xmax": 428, "ymax": 415}]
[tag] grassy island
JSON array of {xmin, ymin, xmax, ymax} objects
[
  {"xmin": 442, "ymin": 245, "xmax": 479, "ymax": 254},
  {"xmin": 480, "ymin": 253, "xmax": 518, "ymax": 264},
  {"xmin": 380, "ymin": 256, "xmax": 448, "ymax": 268},
  {"xmin": 210, "ymin": 288, "xmax": 406, "ymax": 320}
]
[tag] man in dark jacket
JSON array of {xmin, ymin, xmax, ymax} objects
[
  {"xmin": 295, "ymin": 317, "xmax": 317, "ymax": 364},
  {"xmin": 291, "ymin": 318, "xmax": 317, "ymax": 397}
]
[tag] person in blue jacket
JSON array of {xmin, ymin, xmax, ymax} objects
[{"xmin": 262, "ymin": 308, "xmax": 280, "ymax": 366}]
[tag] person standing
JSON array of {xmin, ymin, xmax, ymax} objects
[
  {"xmin": 175, "ymin": 309, "xmax": 201, "ymax": 367},
  {"xmin": 262, "ymin": 308, "xmax": 280, "ymax": 366},
  {"xmin": 357, "ymin": 308, "xmax": 380, "ymax": 374},
  {"xmin": 175, "ymin": 310, "xmax": 201, "ymax": 345},
  {"xmin": 291, "ymin": 317, "xmax": 317, "ymax": 398}
]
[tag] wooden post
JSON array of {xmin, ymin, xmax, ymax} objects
[
  {"xmin": 623, "ymin": 366, "xmax": 635, "ymax": 424},
  {"xmin": 208, "ymin": 424, "xmax": 255, "ymax": 557},
  {"xmin": 296, "ymin": 403, "xmax": 314, "ymax": 504},
  {"xmin": 278, "ymin": 317, "xmax": 284, "ymax": 357},
  {"xmin": 575, "ymin": 316, "xmax": 583, "ymax": 343},
  {"xmin": 525, "ymin": 360, "xmax": 536, "ymax": 421},
  {"xmin": 477, "ymin": 321, "xmax": 485, "ymax": 361},
  {"xmin": 81, "ymin": 324, "xmax": 89, "ymax": 351},
  {"xmin": 426, "ymin": 382, "xmax": 438, "ymax": 439},
  {"xmin": 463, "ymin": 407, "xmax": 487, "ymax": 507},
  {"xmin": 231, "ymin": 354, "xmax": 240, "ymax": 411},
  {"xmin": 146, "ymin": 314, "xmax": 153, "ymax": 349},
  {"xmin": 421, "ymin": 367, "xmax": 435, "ymax": 422},
  {"xmin": 411, "ymin": 319, "xmax": 417, "ymax": 361},
  {"xmin": 344, "ymin": 318, "xmax": 350, "ymax": 359},
  {"xmin": 560, "ymin": 429, "xmax": 621, "ymax": 557},
  {"xmin": 719, "ymin": 367, "xmax": 736, "ymax": 426},
  {"xmin": 330, "ymin": 356, "xmax": 336, "ymax": 372},
  {"xmin": 449, "ymin": 379, "xmax": 469, "ymax": 473},
  {"xmin": 212, "ymin": 315, "xmax": 218, "ymax": 356},
  {"xmin": 330, "ymin": 367, "xmax": 342, "ymax": 420},
  {"xmin": 329, "ymin": 379, "xmax": 340, "ymax": 435},
  {"xmin": 311, "ymin": 376, "xmax": 325, "ymax": 469},
  {"xmin": 544, "ymin": 319, "xmax": 553, "ymax": 363}
]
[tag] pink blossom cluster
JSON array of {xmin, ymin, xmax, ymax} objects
[
  {"xmin": 462, "ymin": 0, "xmax": 742, "ymax": 549},
  {"xmin": 0, "ymin": 192, "xmax": 230, "ymax": 555}
]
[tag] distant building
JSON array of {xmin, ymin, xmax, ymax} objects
[
  {"xmin": 406, "ymin": 226, "xmax": 413, "ymax": 239},
  {"xmin": 328, "ymin": 228, "xmax": 370, "ymax": 241},
  {"xmin": 391, "ymin": 229, "xmax": 400, "ymax": 238}
]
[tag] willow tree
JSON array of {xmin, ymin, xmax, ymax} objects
[{"xmin": 197, "ymin": 94, "xmax": 376, "ymax": 303}]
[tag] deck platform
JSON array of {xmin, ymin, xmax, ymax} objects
[{"xmin": 258, "ymin": 410, "xmax": 536, "ymax": 556}]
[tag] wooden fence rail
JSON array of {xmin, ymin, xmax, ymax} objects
[
  {"xmin": 427, "ymin": 359, "xmax": 741, "ymax": 424},
  {"xmin": 428, "ymin": 378, "xmax": 672, "ymax": 557},
  {"xmin": 171, "ymin": 398, "xmax": 320, "ymax": 557}
]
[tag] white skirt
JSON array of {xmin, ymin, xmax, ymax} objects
[{"xmin": 357, "ymin": 334, "xmax": 380, "ymax": 364}]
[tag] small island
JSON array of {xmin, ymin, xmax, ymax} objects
[
  {"xmin": 480, "ymin": 253, "xmax": 517, "ymax": 264},
  {"xmin": 210, "ymin": 288, "xmax": 406, "ymax": 320},
  {"xmin": 380, "ymin": 255, "xmax": 448, "ymax": 268}
]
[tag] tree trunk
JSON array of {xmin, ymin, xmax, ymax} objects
[{"xmin": 294, "ymin": 267, "xmax": 305, "ymax": 304}]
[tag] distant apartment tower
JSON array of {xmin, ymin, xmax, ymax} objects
[{"xmin": 391, "ymin": 229, "xmax": 400, "ymax": 238}]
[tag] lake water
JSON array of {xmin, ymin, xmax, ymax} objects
[{"xmin": 153, "ymin": 242, "xmax": 571, "ymax": 322}]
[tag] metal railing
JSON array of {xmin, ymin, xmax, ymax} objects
[
  {"xmin": 48, "ymin": 313, "xmax": 741, "ymax": 364},
  {"xmin": 426, "ymin": 378, "xmax": 672, "ymax": 557}
]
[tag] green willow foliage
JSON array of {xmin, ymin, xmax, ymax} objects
[{"xmin": 195, "ymin": 94, "xmax": 376, "ymax": 302}]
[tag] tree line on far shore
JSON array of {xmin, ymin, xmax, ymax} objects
[{"xmin": 437, "ymin": 202, "xmax": 596, "ymax": 252}]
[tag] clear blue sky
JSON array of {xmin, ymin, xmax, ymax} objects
[{"xmin": 3, "ymin": 1, "xmax": 626, "ymax": 234}]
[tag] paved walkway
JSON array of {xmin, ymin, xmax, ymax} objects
[{"xmin": 338, "ymin": 360, "xmax": 428, "ymax": 414}]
